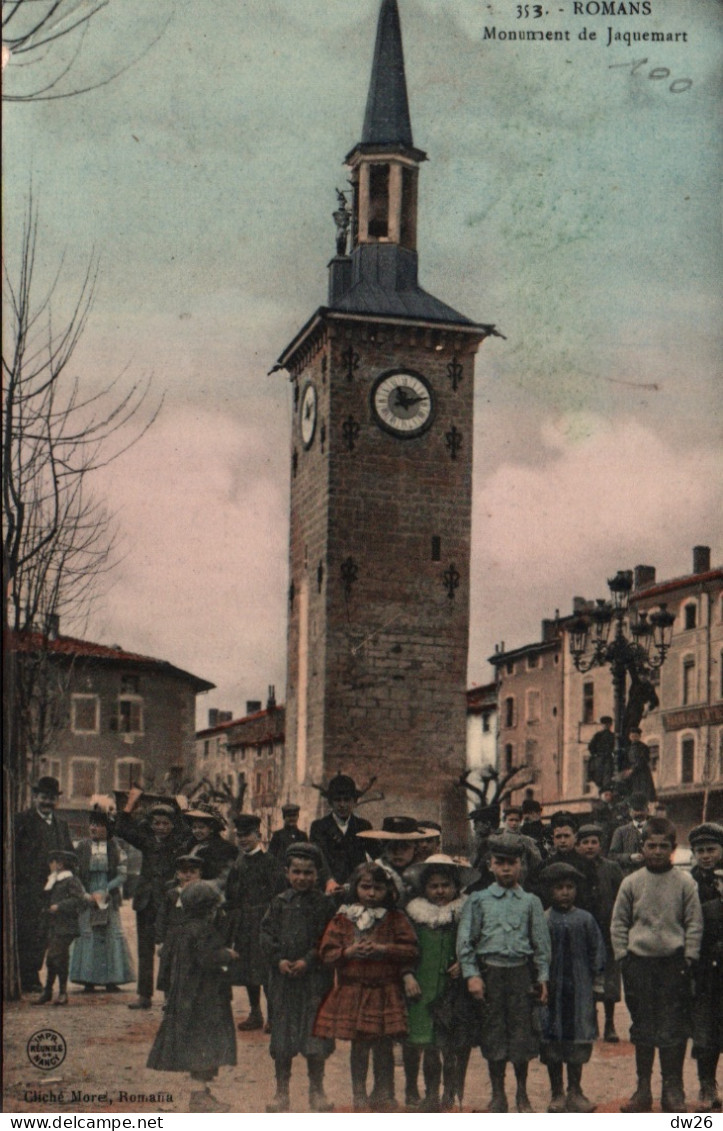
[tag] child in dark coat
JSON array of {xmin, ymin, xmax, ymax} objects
[
  {"xmin": 691, "ymin": 865, "xmax": 723, "ymax": 1112},
  {"xmin": 314, "ymin": 862, "xmax": 419, "ymax": 1111},
  {"xmin": 32, "ymin": 850, "xmax": 86, "ymax": 1006},
  {"xmin": 539, "ymin": 862, "xmax": 606, "ymax": 1113},
  {"xmin": 147, "ymin": 880, "xmax": 238, "ymax": 1113},
  {"xmin": 259, "ymin": 843, "xmax": 336, "ymax": 1112}
]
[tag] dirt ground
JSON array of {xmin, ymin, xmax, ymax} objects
[{"xmin": 1, "ymin": 906, "xmax": 708, "ymax": 1115}]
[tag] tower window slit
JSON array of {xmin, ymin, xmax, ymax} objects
[{"xmin": 431, "ymin": 536, "xmax": 441, "ymax": 562}]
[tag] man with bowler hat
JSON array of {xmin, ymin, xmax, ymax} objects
[
  {"xmin": 269, "ymin": 804, "xmax": 309, "ymax": 861},
  {"xmin": 309, "ymin": 773, "xmax": 372, "ymax": 891},
  {"xmin": 14, "ymin": 776, "xmax": 73, "ymax": 993}
]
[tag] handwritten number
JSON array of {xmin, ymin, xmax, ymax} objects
[{"xmin": 609, "ymin": 58, "xmax": 691, "ymax": 94}]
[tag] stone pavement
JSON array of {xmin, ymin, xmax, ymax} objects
[{"xmin": 2, "ymin": 907, "xmax": 706, "ymax": 1115}]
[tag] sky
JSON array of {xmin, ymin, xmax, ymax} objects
[{"xmin": 3, "ymin": 0, "xmax": 721, "ymax": 726}]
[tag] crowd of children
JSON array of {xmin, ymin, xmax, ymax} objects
[{"xmin": 21, "ymin": 784, "xmax": 723, "ymax": 1116}]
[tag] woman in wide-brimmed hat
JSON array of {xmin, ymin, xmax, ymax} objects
[
  {"xmin": 182, "ymin": 803, "xmax": 238, "ymax": 890},
  {"xmin": 357, "ymin": 817, "xmax": 428, "ymax": 904}
]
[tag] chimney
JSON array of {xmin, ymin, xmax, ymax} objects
[
  {"xmin": 541, "ymin": 618, "xmax": 558, "ymax": 642},
  {"xmin": 633, "ymin": 565, "xmax": 656, "ymax": 590},
  {"xmin": 572, "ymin": 596, "xmax": 587, "ymax": 613},
  {"xmin": 266, "ymin": 684, "xmax": 277, "ymax": 712},
  {"xmin": 246, "ymin": 700, "xmax": 262, "ymax": 715},
  {"xmin": 208, "ymin": 708, "xmax": 219, "ymax": 728},
  {"xmin": 47, "ymin": 613, "xmax": 60, "ymax": 641},
  {"xmin": 693, "ymin": 545, "xmax": 710, "ymax": 574}
]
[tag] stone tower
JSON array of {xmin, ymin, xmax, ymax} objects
[{"xmin": 275, "ymin": 0, "xmax": 497, "ymax": 845}]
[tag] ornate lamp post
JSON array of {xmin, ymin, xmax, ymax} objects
[{"xmin": 569, "ymin": 570, "xmax": 675, "ymax": 772}]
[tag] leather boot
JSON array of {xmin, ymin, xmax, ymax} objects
[
  {"xmin": 514, "ymin": 1062, "xmax": 534, "ymax": 1113},
  {"xmin": 308, "ymin": 1056, "xmax": 333, "ymax": 1112},
  {"xmin": 31, "ymin": 987, "xmax": 53, "ymax": 1005},
  {"xmin": 487, "ymin": 1060, "xmax": 508, "ymax": 1113},
  {"xmin": 547, "ymin": 1062, "xmax": 565, "ymax": 1112},
  {"xmin": 566, "ymin": 1065, "xmax": 595, "ymax": 1113},
  {"xmin": 238, "ymin": 1007, "xmax": 264, "ymax": 1031},
  {"xmin": 660, "ymin": 1043, "xmax": 687, "ymax": 1113}
]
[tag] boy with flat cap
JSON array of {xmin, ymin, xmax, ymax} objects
[
  {"xmin": 225, "ymin": 814, "xmax": 286, "ymax": 1031},
  {"xmin": 689, "ymin": 822, "xmax": 723, "ymax": 905},
  {"xmin": 269, "ymin": 804, "xmax": 309, "ymax": 861},
  {"xmin": 457, "ymin": 833, "xmax": 551, "ymax": 1113},
  {"xmin": 310, "ymin": 774, "xmax": 372, "ymax": 891}
]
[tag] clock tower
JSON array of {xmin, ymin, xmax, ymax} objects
[{"xmin": 275, "ymin": 0, "xmax": 497, "ymax": 846}]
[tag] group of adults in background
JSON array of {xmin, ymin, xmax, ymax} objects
[{"xmin": 12, "ymin": 766, "xmax": 723, "ymax": 1115}]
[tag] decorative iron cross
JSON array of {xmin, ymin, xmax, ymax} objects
[
  {"xmin": 293, "ymin": 380, "xmax": 300, "ymax": 409},
  {"xmin": 342, "ymin": 345, "xmax": 360, "ymax": 382},
  {"xmin": 443, "ymin": 563, "xmax": 460, "ymax": 600},
  {"xmin": 292, "ymin": 448, "xmax": 298, "ymax": 477},
  {"xmin": 445, "ymin": 425, "xmax": 463, "ymax": 460},
  {"xmin": 447, "ymin": 356, "xmax": 463, "ymax": 391},
  {"xmin": 342, "ymin": 415, "xmax": 361, "ymax": 452}
]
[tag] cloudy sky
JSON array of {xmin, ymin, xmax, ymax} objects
[{"xmin": 3, "ymin": 0, "xmax": 721, "ymax": 724}]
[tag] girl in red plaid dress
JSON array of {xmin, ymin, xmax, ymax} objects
[{"xmin": 314, "ymin": 863, "xmax": 418, "ymax": 1110}]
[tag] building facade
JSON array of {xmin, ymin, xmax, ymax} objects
[
  {"xmin": 276, "ymin": 0, "xmax": 496, "ymax": 845},
  {"xmin": 194, "ymin": 696, "xmax": 285, "ymax": 842},
  {"xmin": 489, "ymin": 547, "xmax": 722, "ymax": 836},
  {"xmin": 8, "ymin": 630, "xmax": 214, "ymax": 836}
]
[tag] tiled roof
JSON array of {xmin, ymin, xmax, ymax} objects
[{"xmin": 6, "ymin": 630, "xmax": 215, "ymax": 692}]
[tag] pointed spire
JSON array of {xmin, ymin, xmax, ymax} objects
[{"xmin": 362, "ymin": 0, "xmax": 413, "ymax": 149}]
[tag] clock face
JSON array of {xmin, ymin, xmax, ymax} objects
[
  {"xmin": 371, "ymin": 371, "xmax": 434, "ymax": 438},
  {"xmin": 300, "ymin": 381, "xmax": 317, "ymax": 448}
]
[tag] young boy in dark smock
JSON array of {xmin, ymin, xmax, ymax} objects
[
  {"xmin": 259, "ymin": 843, "xmax": 336, "ymax": 1112},
  {"xmin": 457, "ymin": 833, "xmax": 551, "ymax": 1113},
  {"xmin": 691, "ymin": 865, "xmax": 723, "ymax": 1111},
  {"xmin": 539, "ymin": 861, "xmax": 606, "ymax": 1113},
  {"xmin": 611, "ymin": 816, "xmax": 703, "ymax": 1113},
  {"xmin": 147, "ymin": 880, "xmax": 238, "ymax": 1113},
  {"xmin": 32, "ymin": 850, "xmax": 86, "ymax": 1006}
]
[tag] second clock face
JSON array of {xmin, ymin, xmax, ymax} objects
[
  {"xmin": 300, "ymin": 381, "xmax": 317, "ymax": 448},
  {"xmin": 371, "ymin": 371, "xmax": 434, "ymax": 438}
]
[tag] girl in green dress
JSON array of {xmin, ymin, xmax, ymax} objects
[{"xmin": 402, "ymin": 855, "xmax": 474, "ymax": 1111}]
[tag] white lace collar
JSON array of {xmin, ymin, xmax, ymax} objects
[
  {"xmin": 338, "ymin": 903, "xmax": 388, "ymax": 931},
  {"xmin": 44, "ymin": 869, "xmax": 73, "ymax": 891},
  {"xmin": 405, "ymin": 895, "xmax": 467, "ymax": 929}
]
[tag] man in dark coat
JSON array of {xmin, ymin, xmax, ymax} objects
[
  {"xmin": 268, "ymin": 804, "xmax": 309, "ymax": 861},
  {"xmin": 618, "ymin": 728, "xmax": 656, "ymax": 803},
  {"xmin": 115, "ymin": 787, "xmax": 193, "ymax": 1009},
  {"xmin": 587, "ymin": 716, "xmax": 615, "ymax": 792},
  {"xmin": 309, "ymin": 773, "xmax": 372, "ymax": 891},
  {"xmin": 225, "ymin": 814, "xmax": 286, "ymax": 1031},
  {"xmin": 14, "ymin": 776, "xmax": 74, "ymax": 993},
  {"xmin": 574, "ymin": 823, "xmax": 625, "ymax": 1042},
  {"xmin": 608, "ymin": 793, "xmax": 649, "ymax": 875}
]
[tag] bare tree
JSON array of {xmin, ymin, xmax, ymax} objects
[
  {"xmin": 2, "ymin": 0, "xmax": 169, "ymax": 102},
  {"xmin": 2, "ymin": 202, "xmax": 161, "ymax": 997}
]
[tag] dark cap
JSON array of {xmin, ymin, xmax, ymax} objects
[
  {"xmin": 284, "ymin": 842, "xmax": 322, "ymax": 865},
  {"xmin": 689, "ymin": 822, "xmax": 723, "ymax": 848},
  {"xmin": 48, "ymin": 849, "xmax": 77, "ymax": 867},
  {"xmin": 282, "ymin": 803, "xmax": 301, "ymax": 816},
  {"xmin": 629, "ymin": 793, "xmax": 649, "ymax": 810},
  {"xmin": 503, "ymin": 805, "xmax": 523, "ymax": 817},
  {"xmin": 600, "ymin": 716, "xmax": 613, "ymax": 725},
  {"xmin": 628, "ymin": 727, "xmax": 642, "ymax": 736},
  {"xmin": 468, "ymin": 804, "xmax": 500, "ymax": 828},
  {"xmin": 34, "ymin": 776, "xmax": 62, "ymax": 797},
  {"xmin": 576, "ymin": 823, "xmax": 604, "ymax": 841},
  {"xmin": 488, "ymin": 833, "xmax": 525, "ymax": 860},
  {"xmin": 540, "ymin": 861, "xmax": 585, "ymax": 885},
  {"xmin": 234, "ymin": 813, "xmax": 261, "ymax": 834}
]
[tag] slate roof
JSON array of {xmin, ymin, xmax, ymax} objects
[{"xmin": 362, "ymin": 0, "xmax": 413, "ymax": 149}]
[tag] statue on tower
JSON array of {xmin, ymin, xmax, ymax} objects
[{"xmin": 332, "ymin": 188, "xmax": 350, "ymax": 257}]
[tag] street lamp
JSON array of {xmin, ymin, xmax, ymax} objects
[{"xmin": 569, "ymin": 570, "xmax": 675, "ymax": 772}]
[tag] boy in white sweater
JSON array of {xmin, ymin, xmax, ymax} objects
[{"xmin": 611, "ymin": 817, "xmax": 703, "ymax": 1113}]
